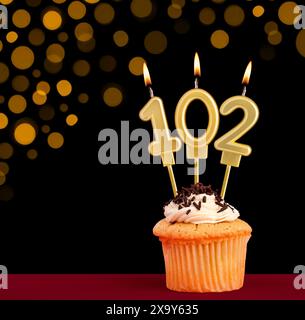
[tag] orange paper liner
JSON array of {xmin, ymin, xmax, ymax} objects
[{"xmin": 161, "ymin": 235, "xmax": 250, "ymax": 292}]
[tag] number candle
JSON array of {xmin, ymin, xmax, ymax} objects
[
  {"xmin": 214, "ymin": 61, "xmax": 259, "ymax": 198},
  {"xmin": 175, "ymin": 53, "xmax": 219, "ymax": 184},
  {"xmin": 139, "ymin": 62, "xmax": 181, "ymax": 196}
]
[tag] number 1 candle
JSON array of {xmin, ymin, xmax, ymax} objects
[
  {"xmin": 139, "ymin": 63, "xmax": 181, "ymax": 196},
  {"xmin": 214, "ymin": 61, "xmax": 259, "ymax": 198}
]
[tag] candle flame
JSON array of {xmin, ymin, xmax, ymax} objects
[
  {"xmin": 242, "ymin": 61, "xmax": 252, "ymax": 85},
  {"xmin": 143, "ymin": 62, "xmax": 152, "ymax": 87},
  {"xmin": 194, "ymin": 52, "xmax": 201, "ymax": 77}
]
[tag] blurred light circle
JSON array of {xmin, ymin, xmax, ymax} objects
[
  {"xmin": 8, "ymin": 95, "xmax": 27, "ymax": 113},
  {"xmin": 168, "ymin": 5, "xmax": 182, "ymax": 19},
  {"xmin": 28, "ymin": 28, "xmax": 45, "ymax": 46},
  {"xmin": 113, "ymin": 30, "xmax": 129, "ymax": 47},
  {"xmin": 42, "ymin": 9, "xmax": 62, "ymax": 30},
  {"xmin": 278, "ymin": 2, "xmax": 298, "ymax": 25},
  {"xmin": 252, "ymin": 5, "xmax": 265, "ymax": 18},
  {"xmin": 211, "ymin": 30, "xmax": 229, "ymax": 49},
  {"xmin": 78, "ymin": 93, "xmax": 89, "ymax": 103},
  {"xmin": 0, "ymin": 113, "xmax": 8, "ymax": 129},
  {"xmin": 199, "ymin": 7, "xmax": 216, "ymax": 25},
  {"xmin": 75, "ymin": 22, "xmax": 94, "ymax": 42},
  {"xmin": 68, "ymin": 1, "xmax": 86, "ymax": 20},
  {"xmin": 73, "ymin": 60, "xmax": 90, "ymax": 76},
  {"xmin": 58, "ymin": 32, "xmax": 68, "ymax": 42},
  {"xmin": 0, "ymin": 63, "xmax": 9, "ymax": 83},
  {"xmin": 41, "ymin": 125, "xmax": 50, "ymax": 133},
  {"xmin": 66, "ymin": 114, "xmax": 78, "ymax": 126},
  {"xmin": 56, "ymin": 80, "xmax": 72, "ymax": 96},
  {"xmin": 94, "ymin": 3, "xmax": 115, "ymax": 24},
  {"xmin": 0, "ymin": 162, "xmax": 9, "ymax": 175},
  {"xmin": 128, "ymin": 57, "xmax": 145, "ymax": 76},
  {"xmin": 46, "ymin": 43, "xmax": 65, "ymax": 63},
  {"xmin": 12, "ymin": 75, "xmax": 30, "ymax": 92},
  {"xmin": 48, "ymin": 132, "xmax": 64, "ymax": 149},
  {"xmin": 130, "ymin": 0, "xmax": 152, "ymax": 18},
  {"xmin": 224, "ymin": 5, "xmax": 245, "ymax": 27},
  {"xmin": 60, "ymin": 103, "xmax": 68, "ymax": 112},
  {"xmin": 264, "ymin": 21, "xmax": 278, "ymax": 34},
  {"xmin": 0, "ymin": 143, "xmax": 13, "ymax": 159},
  {"xmin": 103, "ymin": 87, "xmax": 123, "ymax": 107},
  {"xmin": 36, "ymin": 81, "xmax": 51, "ymax": 94},
  {"xmin": 6, "ymin": 31, "xmax": 18, "ymax": 43},
  {"xmin": 11, "ymin": 46, "xmax": 34, "ymax": 70},
  {"xmin": 268, "ymin": 31, "xmax": 282, "ymax": 45},
  {"xmin": 39, "ymin": 106, "xmax": 55, "ymax": 120},
  {"xmin": 32, "ymin": 90, "xmax": 47, "ymax": 105},
  {"xmin": 27, "ymin": 149, "xmax": 38, "ymax": 160},
  {"xmin": 12, "ymin": 9, "xmax": 31, "ymax": 28},
  {"xmin": 99, "ymin": 55, "xmax": 117, "ymax": 72},
  {"xmin": 144, "ymin": 31, "xmax": 167, "ymax": 54},
  {"xmin": 14, "ymin": 122, "xmax": 36, "ymax": 145},
  {"xmin": 296, "ymin": 29, "xmax": 305, "ymax": 58}
]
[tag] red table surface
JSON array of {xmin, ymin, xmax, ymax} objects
[{"xmin": 0, "ymin": 274, "xmax": 304, "ymax": 300}]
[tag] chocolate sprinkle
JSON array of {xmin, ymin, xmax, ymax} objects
[
  {"xmin": 202, "ymin": 195, "xmax": 206, "ymax": 203},
  {"xmin": 193, "ymin": 201, "xmax": 201, "ymax": 210},
  {"xmin": 185, "ymin": 209, "xmax": 191, "ymax": 215}
]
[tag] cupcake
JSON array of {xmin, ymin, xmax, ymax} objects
[{"xmin": 153, "ymin": 183, "xmax": 251, "ymax": 293}]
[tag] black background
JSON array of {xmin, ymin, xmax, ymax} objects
[{"xmin": 0, "ymin": 0, "xmax": 304, "ymax": 274}]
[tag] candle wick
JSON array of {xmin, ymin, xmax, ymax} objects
[
  {"xmin": 148, "ymin": 86, "xmax": 154, "ymax": 98},
  {"xmin": 194, "ymin": 78, "xmax": 199, "ymax": 89},
  {"xmin": 242, "ymin": 85, "xmax": 247, "ymax": 96}
]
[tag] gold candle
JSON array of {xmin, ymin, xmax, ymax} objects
[
  {"xmin": 139, "ymin": 63, "xmax": 181, "ymax": 196},
  {"xmin": 175, "ymin": 53, "xmax": 219, "ymax": 183},
  {"xmin": 214, "ymin": 61, "xmax": 260, "ymax": 198}
]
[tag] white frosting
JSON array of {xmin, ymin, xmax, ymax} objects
[{"xmin": 164, "ymin": 193, "xmax": 239, "ymax": 224}]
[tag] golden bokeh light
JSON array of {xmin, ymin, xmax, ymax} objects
[
  {"xmin": 84, "ymin": 0, "xmax": 100, "ymax": 3},
  {"xmin": 44, "ymin": 60, "xmax": 63, "ymax": 74},
  {"xmin": 77, "ymin": 38, "xmax": 96, "ymax": 52},
  {"xmin": 41, "ymin": 125, "xmax": 50, "ymax": 133},
  {"xmin": 39, "ymin": 106, "xmax": 55, "ymax": 120},
  {"xmin": 199, "ymin": 7, "xmax": 216, "ymax": 25},
  {"xmin": 224, "ymin": 5, "xmax": 245, "ymax": 27},
  {"xmin": 78, "ymin": 93, "xmax": 89, "ymax": 103},
  {"xmin": 99, "ymin": 55, "xmax": 117, "ymax": 72},
  {"xmin": 113, "ymin": 30, "xmax": 129, "ymax": 47},
  {"xmin": 66, "ymin": 114, "xmax": 78, "ymax": 126},
  {"xmin": 46, "ymin": 43, "xmax": 65, "ymax": 63},
  {"xmin": 128, "ymin": 56, "xmax": 145, "ymax": 76},
  {"xmin": 68, "ymin": 1, "xmax": 86, "ymax": 20},
  {"xmin": 211, "ymin": 30, "xmax": 229, "ymax": 49},
  {"xmin": 28, "ymin": 28, "xmax": 45, "ymax": 46},
  {"xmin": 268, "ymin": 31, "xmax": 282, "ymax": 46},
  {"xmin": 0, "ymin": 63, "xmax": 9, "ymax": 83},
  {"xmin": 11, "ymin": 46, "xmax": 34, "ymax": 70},
  {"xmin": 73, "ymin": 60, "xmax": 90, "ymax": 76},
  {"xmin": 0, "ymin": 0, "xmax": 14, "ymax": 4},
  {"xmin": 144, "ymin": 31, "xmax": 167, "ymax": 54},
  {"xmin": 14, "ymin": 122, "xmax": 36, "ymax": 145},
  {"xmin": 42, "ymin": 9, "xmax": 62, "ymax": 30},
  {"xmin": 0, "ymin": 143, "xmax": 13, "ymax": 160},
  {"xmin": 0, "ymin": 162, "xmax": 9, "ymax": 175},
  {"xmin": 0, "ymin": 40, "xmax": 3, "ymax": 52},
  {"xmin": 27, "ymin": 149, "xmax": 38, "ymax": 160},
  {"xmin": 58, "ymin": 32, "xmax": 69, "ymax": 42},
  {"xmin": 48, "ymin": 132, "xmax": 64, "ymax": 149},
  {"xmin": 37, "ymin": 81, "xmax": 51, "ymax": 94},
  {"xmin": 103, "ymin": 86, "xmax": 123, "ymax": 107},
  {"xmin": 32, "ymin": 69, "xmax": 41, "ymax": 78},
  {"xmin": 0, "ymin": 113, "xmax": 8, "ymax": 129},
  {"xmin": 0, "ymin": 96, "xmax": 5, "ymax": 104},
  {"xmin": 296, "ymin": 30, "xmax": 305, "ymax": 58},
  {"xmin": 12, "ymin": 75, "xmax": 30, "ymax": 92},
  {"xmin": 6, "ymin": 31, "xmax": 18, "ymax": 43},
  {"xmin": 94, "ymin": 3, "xmax": 115, "ymax": 24},
  {"xmin": 0, "ymin": 171, "xmax": 6, "ymax": 186},
  {"xmin": 75, "ymin": 22, "xmax": 94, "ymax": 42},
  {"xmin": 131, "ymin": 0, "xmax": 153, "ymax": 18},
  {"xmin": 56, "ymin": 80, "xmax": 72, "ymax": 96},
  {"xmin": 8, "ymin": 95, "xmax": 27, "ymax": 114},
  {"xmin": 252, "ymin": 5, "xmax": 265, "ymax": 18},
  {"xmin": 278, "ymin": 2, "xmax": 298, "ymax": 25},
  {"xmin": 173, "ymin": 0, "xmax": 185, "ymax": 7},
  {"xmin": 52, "ymin": 0, "xmax": 66, "ymax": 3},
  {"xmin": 26, "ymin": 0, "xmax": 42, "ymax": 7},
  {"xmin": 59, "ymin": 103, "xmax": 68, "ymax": 112},
  {"xmin": 12, "ymin": 9, "xmax": 31, "ymax": 28},
  {"xmin": 32, "ymin": 90, "xmax": 47, "ymax": 105},
  {"xmin": 168, "ymin": 5, "xmax": 182, "ymax": 19},
  {"xmin": 264, "ymin": 21, "xmax": 278, "ymax": 34}
]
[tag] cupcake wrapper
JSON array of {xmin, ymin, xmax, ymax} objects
[{"xmin": 161, "ymin": 235, "xmax": 250, "ymax": 292}]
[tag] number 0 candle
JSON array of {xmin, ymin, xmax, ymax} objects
[
  {"xmin": 139, "ymin": 63, "xmax": 181, "ymax": 196},
  {"xmin": 175, "ymin": 53, "xmax": 219, "ymax": 184},
  {"xmin": 214, "ymin": 61, "xmax": 259, "ymax": 198}
]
